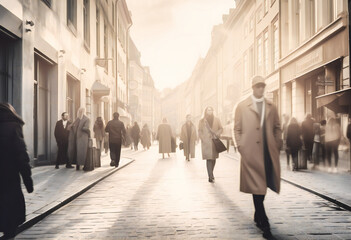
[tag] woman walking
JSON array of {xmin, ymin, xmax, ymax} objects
[
  {"xmin": 198, "ymin": 107, "xmax": 223, "ymax": 183},
  {"xmin": 325, "ymin": 117, "xmax": 341, "ymax": 173},
  {"xmin": 140, "ymin": 124, "xmax": 151, "ymax": 150},
  {"xmin": 180, "ymin": 114, "xmax": 197, "ymax": 161},
  {"xmin": 286, "ymin": 117, "xmax": 302, "ymax": 171},
  {"xmin": 157, "ymin": 118, "xmax": 173, "ymax": 159},
  {"xmin": 93, "ymin": 117, "xmax": 105, "ymax": 154}
]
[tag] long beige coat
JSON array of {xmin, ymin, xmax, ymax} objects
[
  {"xmin": 180, "ymin": 122, "xmax": 197, "ymax": 158},
  {"xmin": 234, "ymin": 97, "xmax": 282, "ymax": 195},
  {"xmin": 68, "ymin": 115, "xmax": 90, "ymax": 166},
  {"xmin": 198, "ymin": 117, "xmax": 223, "ymax": 160},
  {"xmin": 157, "ymin": 123, "xmax": 172, "ymax": 153}
]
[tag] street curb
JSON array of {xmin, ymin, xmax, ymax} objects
[
  {"xmin": 280, "ymin": 178, "xmax": 351, "ymax": 212},
  {"xmin": 223, "ymin": 152, "xmax": 351, "ymax": 212},
  {"xmin": 12, "ymin": 158, "xmax": 135, "ymax": 237}
]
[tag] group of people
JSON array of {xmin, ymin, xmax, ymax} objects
[
  {"xmin": 125, "ymin": 122, "xmax": 152, "ymax": 151},
  {"xmin": 282, "ymin": 112, "xmax": 343, "ymax": 172}
]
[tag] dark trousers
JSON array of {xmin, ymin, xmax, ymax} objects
[
  {"xmin": 109, "ymin": 140, "xmax": 122, "ymax": 167},
  {"xmin": 206, "ymin": 160, "xmax": 216, "ymax": 179},
  {"xmin": 326, "ymin": 140, "xmax": 339, "ymax": 167},
  {"xmin": 253, "ymin": 194, "xmax": 268, "ymax": 225},
  {"xmin": 305, "ymin": 140, "xmax": 313, "ymax": 161},
  {"xmin": 56, "ymin": 142, "xmax": 69, "ymax": 166},
  {"xmin": 291, "ymin": 150, "xmax": 298, "ymax": 170}
]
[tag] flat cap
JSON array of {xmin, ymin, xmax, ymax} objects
[{"xmin": 251, "ymin": 75, "xmax": 266, "ymax": 87}]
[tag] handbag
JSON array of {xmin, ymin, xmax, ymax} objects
[{"xmin": 204, "ymin": 120, "xmax": 227, "ymax": 153}]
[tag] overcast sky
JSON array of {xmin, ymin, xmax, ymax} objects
[{"xmin": 127, "ymin": 0, "xmax": 235, "ymax": 90}]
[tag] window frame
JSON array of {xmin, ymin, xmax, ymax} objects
[{"xmin": 67, "ymin": 0, "xmax": 77, "ymax": 35}]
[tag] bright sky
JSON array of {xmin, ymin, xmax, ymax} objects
[{"xmin": 127, "ymin": 0, "xmax": 235, "ymax": 90}]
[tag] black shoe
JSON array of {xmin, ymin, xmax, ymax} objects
[
  {"xmin": 208, "ymin": 178, "xmax": 213, "ymax": 183},
  {"xmin": 55, "ymin": 165, "xmax": 59, "ymax": 169},
  {"xmin": 76, "ymin": 165, "xmax": 80, "ymax": 170},
  {"xmin": 262, "ymin": 227, "xmax": 273, "ymax": 239},
  {"xmin": 66, "ymin": 165, "xmax": 74, "ymax": 169}
]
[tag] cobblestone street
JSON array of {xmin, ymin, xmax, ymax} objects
[{"xmin": 16, "ymin": 145, "xmax": 351, "ymax": 240}]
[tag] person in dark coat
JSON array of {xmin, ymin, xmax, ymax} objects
[
  {"xmin": 105, "ymin": 112, "xmax": 126, "ymax": 168},
  {"xmin": 180, "ymin": 114, "xmax": 197, "ymax": 161},
  {"xmin": 282, "ymin": 114, "xmax": 290, "ymax": 167},
  {"xmin": 286, "ymin": 117, "xmax": 302, "ymax": 171},
  {"xmin": 301, "ymin": 113, "xmax": 315, "ymax": 162},
  {"xmin": 131, "ymin": 122, "xmax": 141, "ymax": 151},
  {"xmin": 93, "ymin": 117, "xmax": 105, "ymax": 154},
  {"xmin": 140, "ymin": 124, "xmax": 151, "ymax": 150},
  {"xmin": 0, "ymin": 103, "xmax": 34, "ymax": 240},
  {"xmin": 54, "ymin": 112, "xmax": 73, "ymax": 169}
]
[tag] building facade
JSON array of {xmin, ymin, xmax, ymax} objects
[{"xmin": 0, "ymin": 0, "xmax": 133, "ymax": 165}]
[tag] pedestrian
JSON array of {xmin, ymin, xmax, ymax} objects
[
  {"xmin": 68, "ymin": 107, "xmax": 90, "ymax": 171},
  {"xmin": 131, "ymin": 122, "xmax": 141, "ymax": 151},
  {"xmin": 286, "ymin": 117, "xmax": 302, "ymax": 171},
  {"xmin": 320, "ymin": 120, "xmax": 327, "ymax": 166},
  {"xmin": 93, "ymin": 117, "xmax": 105, "ymax": 155},
  {"xmin": 54, "ymin": 112, "xmax": 73, "ymax": 169},
  {"xmin": 140, "ymin": 123, "xmax": 151, "ymax": 150},
  {"xmin": 282, "ymin": 114, "xmax": 290, "ymax": 168},
  {"xmin": 104, "ymin": 132, "xmax": 109, "ymax": 154},
  {"xmin": 0, "ymin": 103, "xmax": 34, "ymax": 240},
  {"xmin": 180, "ymin": 114, "xmax": 197, "ymax": 161},
  {"xmin": 198, "ymin": 107, "xmax": 223, "ymax": 183},
  {"xmin": 125, "ymin": 124, "xmax": 133, "ymax": 149},
  {"xmin": 325, "ymin": 117, "xmax": 341, "ymax": 173},
  {"xmin": 301, "ymin": 113, "xmax": 315, "ymax": 162},
  {"xmin": 312, "ymin": 121, "xmax": 322, "ymax": 169},
  {"xmin": 105, "ymin": 112, "xmax": 126, "ymax": 168},
  {"xmin": 157, "ymin": 118, "xmax": 173, "ymax": 159},
  {"xmin": 233, "ymin": 76, "xmax": 282, "ymax": 239}
]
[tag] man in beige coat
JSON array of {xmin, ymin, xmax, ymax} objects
[
  {"xmin": 157, "ymin": 118, "xmax": 173, "ymax": 159},
  {"xmin": 233, "ymin": 76, "xmax": 282, "ymax": 239}
]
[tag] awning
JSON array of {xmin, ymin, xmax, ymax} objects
[
  {"xmin": 91, "ymin": 81, "xmax": 110, "ymax": 98},
  {"xmin": 316, "ymin": 88, "xmax": 351, "ymax": 113}
]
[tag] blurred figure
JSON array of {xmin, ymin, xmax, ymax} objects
[
  {"xmin": 68, "ymin": 108, "xmax": 90, "ymax": 171},
  {"xmin": 301, "ymin": 113, "xmax": 315, "ymax": 162},
  {"xmin": 312, "ymin": 120, "xmax": 324, "ymax": 169},
  {"xmin": 131, "ymin": 122, "xmax": 141, "ymax": 151},
  {"xmin": 157, "ymin": 118, "xmax": 172, "ymax": 159},
  {"xmin": 54, "ymin": 112, "xmax": 73, "ymax": 169},
  {"xmin": 140, "ymin": 123, "xmax": 151, "ymax": 150},
  {"xmin": 152, "ymin": 131, "xmax": 156, "ymax": 143},
  {"xmin": 319, "ymin": 120, "xmax": 327, "ymax": 166},
  {"xmin": 126, "ymin": 124, "xmax": 133, "ymax": 149},
  {"xmin": 93, "ymin": 117, "xmax": 105, "ymax": 154},
  {"xmin": 0, "ymin": 103, "xmax": 34, "ymax": 240},
  {"xmin": 198, "ymin": 107, "xmax": 223, "ymax": 183},
  {"xmin": 105, "ymin": 112, "xmax": 126, "ymax": 168},
  {"xmin": 281, "ymin": 114, "xmax": 290, "ymax": 167},
  {"xmin": 286, "ymin": 117, "xmax": 302, "ymax": 171},
  {"xmin": 234, "ymin": 76, "xmax": 281, "ymax": 239},
  {"xmin": 180, "ymin": 114, "xmax": 197, "ymax": 161},
  {"xmin": 325, "ymin": 117, "xmax": 341, "ymax": 173},
  {"xmin": 347, "ymin": 118, "xmax": 351, "ymax": 165}
]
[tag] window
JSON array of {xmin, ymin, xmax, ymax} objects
[
  {"xmin": 112, "ymin": 2, "xmax": 115, "ymax": 29},
  {"xmin": 256, "ymin": 5, "xmax": 263, "ymax": 23},
  {"xmin": 96, "ymin": 8, "xmax": 100, "ymax": 57},
  {"xmin": 118, "ymin": 19, "xmax": 126, "ymax": 50},
  {"xmin": 272, "ymin": 19, "xmax": 279, "ymax": 71},
  {"xmin": 263, "ymin": 30, "xmax": 269, "ymax": 75},
  {"xmin": 67, "ymin": 0, "xmax": 77, "ymax": 33},
  {"xmin": 249, "ymin": 46, "xmax": 254, "ymax": 77},
  {"xmin": 257, "ymin": 35, "xmax": 263, "ymax": 74},
  {"xmin": 243, "ymin": 53, "xmax": 248, "ymax": 86},
  {"xmin": 264, "ymin": 0, "xmax": 269, "ymax": 14},
  {"xmin": 83, "ymin": 0, "xmax": 90, "ymax": 49},
  {"xmin": 104, "ymin": 20, "xmax": 108, "ymax": 72},
  {"xmin": 41, "ymin": 0, "xmax": 51, "ymax": 8}
]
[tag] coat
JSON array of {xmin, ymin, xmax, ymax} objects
[
  {"xmin": 68, "ymin": 115, "xmax": 90, "ymax": 166},
  {"xmin": 198, "ymin": 117, "xmax": 223, "ymax": 160},
  {"xmin": 234, "ymin": 97, "xmax": 282, "ymax": 195},
  {"xmin": 157, "ymin": 123, "xmax": 172, "ymax": 153},
  {"xmin": 301, "ymin": 118, "xmax": 315, "ymax": 144},
  {"xmin": 93, "ymin": 122, "xmax": 105, "ymax": 141},
  {"xmin": 106, "ymin": 119, "xmax": 126, "ymax": 144},
  {"xmin": 0, "ymin": 106, "xmax": 33, "ymax": 232},
  {"xmin": 131, "ymin": 125, "xmax": 141, "ymax": 142},
  {"xmin": 140, "ymin": 127, "xmax": 151, "ymax": 148},
  {"xmin": 180, "ymin": 122, "xmax": 197, "ymax": 158},
  {"xmin": 54, "ymin": 120, "xmax": 71, "ymax": 164},
  {"xmin": 286, "ymin": 123, "xmax": 302, "ymax": 153}
]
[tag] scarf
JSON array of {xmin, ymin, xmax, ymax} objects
[{"xmin": 251, "ymin": 95, "xmax": 265, "ymax": 127}]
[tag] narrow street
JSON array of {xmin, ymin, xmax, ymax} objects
[{"xmin": 17, "ymin": 145, "xmax": 351, "ymax": 240}]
